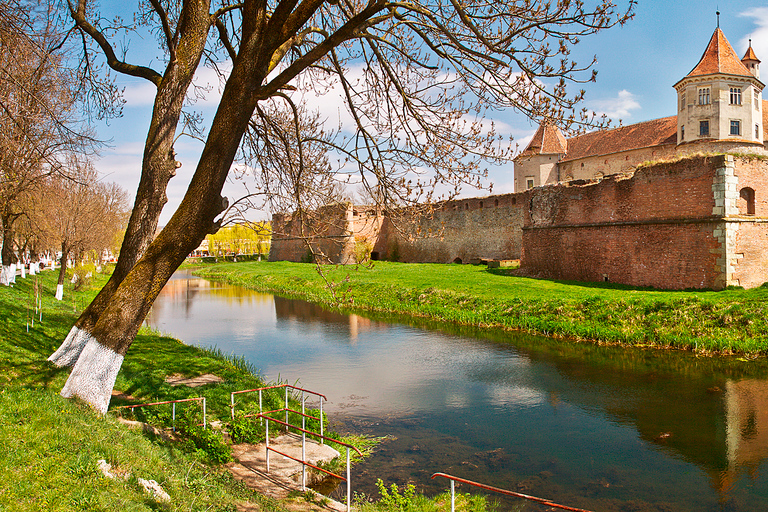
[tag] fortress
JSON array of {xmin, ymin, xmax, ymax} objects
[{"xmin": 270, "ymin": 27, "xmax": 768, "ymax": 290}]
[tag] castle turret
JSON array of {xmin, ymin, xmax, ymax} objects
[
  {"xmin": 513, "ymin": 121, "xmax": 567, "ymax": 190},
  {"xmin": 742, "ymin": 40, "xmax": 760, "ymax": 79},
  {"xmin": 674, "ymin": 28, "xmax": 764, "ymax": 146}
]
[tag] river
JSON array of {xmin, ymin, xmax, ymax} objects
[{"xmin": 145, "ymin": 270, "xmax": 768, "ymax": 511}]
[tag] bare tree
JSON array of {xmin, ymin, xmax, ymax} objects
[
  {"xmin": 48, "ymin": 0, "xmax": 634, "ymax": 412},
  {"xmin": 34, "ymin": 157, "xmax": 129, "ymax": 297},
  {"xmin": 0, "ymin": 0, "xmax": 97, "ymax": 283}
]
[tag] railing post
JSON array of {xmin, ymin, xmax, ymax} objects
[
  {"xmin": 346, "ymin": 446, "xmax": 351, "ymax": 512},
  {"xmin": 451, "ymin": 479, "xmax": 455, "ymax": 512},
  {"xmin": 202, "ymin": 398, "xmax": 207, "ymax": 430},
  {"xmin": 172, "ymin": 402, "xmax": 176, "ymax": 433},
  {"xmin": 259, "ymin": 389, "xmax": 263, "ymax": 425},
  {"xmin": 284, "ymin": 386, "xmax": 289, "ymax": 431},
  {"xmin": 302, "ymin": 391, "xmax": 306, "ymax": 490},
  {"xmin": 266, "ymin": 420, "xmax": 270, "ymax": 473},
  {"xmin": 230, "ymin": 392, "xmax": 235, "ymax": 420},
  {"xmin": 320, "ymin": 397, "xmax": 324, "ymax": 445}
]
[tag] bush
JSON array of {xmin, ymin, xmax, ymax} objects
[
  {"xmin": 184, "ymin": 426, "xmax": 232, "ymax": 464},
  {"xmin": 229, "ymin": 413, "xmax": 265, "ymax": 444}
]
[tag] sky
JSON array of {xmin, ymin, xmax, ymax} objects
[{"xmin": 91, "ymin": 1, "xmax": 768, "ymax": 224}]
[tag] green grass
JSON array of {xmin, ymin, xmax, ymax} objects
[
  {"xmin": 0, "ymin": 269, "xmax": 291, "ymax": 511},
  {"xmin": 1, "ymin": 267, "xmax": 490, "ymax": 511},
  {"xmin": 193, "ymin": 260, "xmax": 768, "ymax": 355}
]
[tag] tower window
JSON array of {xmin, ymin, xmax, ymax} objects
[
  {"xmin": 740, "ymin": 187, "xmax": 756, "ymax": 215},
  {"xmin": 757, "ymin": 124, "xmax": 761, "ymax": 140},
  {"xmin": 730, "ymin": 120, "xmax": 741, "ymax": 136},
  {"xmin": 699, "ymin": 120, "xmax": 709, "ymax": 136},
  {"xmin": 698, "ymin": 87, "xmax": 710, "ymax": 105},
  {"xmin": 680, "ymin": 92, "xmax": 686, "ymax": 111},
  {"xmin": 681, "ymin": 125, "xmax": 685, "ymax": 141},
  {"xmin": 730, "ymin": 87, "xmax": 742, "ymax": 105},
  {"xmin": 526, "ymin": 178, "xmax": 535, "ymax": 189},
  {"xmin": 755, "ymin": 90, "xmax": 760, "ymax": 109}
]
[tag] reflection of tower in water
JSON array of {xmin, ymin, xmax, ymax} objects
[{"xmin": 719, "ymin": 379, "xmax": 768, "ymax": 495}]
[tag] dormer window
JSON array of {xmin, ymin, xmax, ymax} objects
[
  {"xmin": 730, "ymin": 87, "xmax": 742, "ymax": 105},
  {"xmin": 698, "ymin": 87, "xmax": 710, "ymax": 105}
]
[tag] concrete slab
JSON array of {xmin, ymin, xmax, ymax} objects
[{"xmin": 230, "ymin": 433, "xmax": 347, "ymax": 511}]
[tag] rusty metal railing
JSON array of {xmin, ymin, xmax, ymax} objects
[
  {"xmin": 116, "ymin": 397, "xmax": 206, "ymax": 432},
  {"xmin": 230, "ymin": 384, "xmax": 326, "ymax": 443},
  {"xmin": 260, "ymin": 414, "xmax": 362, "ymax": 512},
  {"xmin": 431, "ymin": 473, "xmax": 593, "ymax": 512}
]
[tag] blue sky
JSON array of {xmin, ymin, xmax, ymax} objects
[{"xmin": 92, "ymin": 2, "xmax": 768, "ymax": 223}]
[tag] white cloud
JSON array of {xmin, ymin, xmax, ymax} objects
[
  {"xmin": 587, "ymin": 89, "xmax": 641, "ymax": 121},
  {"xmin": 121, "ymin": 80, "xmax": 158, "ymax": 107},
  {"xmin": 739, "ymin": 8, "xmax": 768, "ymax": 63}
]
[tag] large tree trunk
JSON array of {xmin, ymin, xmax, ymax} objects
[
  {"xmin": 61, "ymin": 26, "xmax": 268, "ymax": 412},
  {"xmin": 49, "ymin": 2, "xmax": 211, "ymax": 367}
]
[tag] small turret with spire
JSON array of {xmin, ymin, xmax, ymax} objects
[{"xmin": 742, "ymin": 39, "xmax": 760, "ymax": 79}]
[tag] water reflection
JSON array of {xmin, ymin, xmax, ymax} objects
[{"xmin": 146, "ymin": 271, "xmax": 768, "ymax": 511}]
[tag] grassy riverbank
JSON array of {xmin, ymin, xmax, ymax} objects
[
  {"xmin": 193, "ymin": 261, "xmax": 768, "ymax": 355},
  {"xmin": 1, "ymin": 268, "xmax": 494, "ymax": 511},
  {"xmin": 1, "ymin": 269, "xmax": 283, "ymax": 511}
]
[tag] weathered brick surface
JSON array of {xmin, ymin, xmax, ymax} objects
[
  {"xmin": 373, "ymin": 194, "xmax": 524, "ymax": 263},
  {"xmin": 522, "ymin": 155, "xmax": 768, "ymax": 289}
]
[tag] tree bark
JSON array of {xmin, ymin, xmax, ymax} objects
[
  {"xmin": 60, "ymin": 19, "xmax": 269, "ymax": 412},
  {"xmin": 49, "ymin": 0, "xmax": 212, "ymax": 367}
]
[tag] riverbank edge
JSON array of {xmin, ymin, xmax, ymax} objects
[
  {"xmin": 0, "ymin": 269, "xmax": 389, "ymax": 512},
  {"xmin": 191, "ymin": 261, "xmax": 768, "ymax": 356}
]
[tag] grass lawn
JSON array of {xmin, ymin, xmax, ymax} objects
[{"xmin": 194, "ymin": 260, "xmax": 768, "ymax": 355}]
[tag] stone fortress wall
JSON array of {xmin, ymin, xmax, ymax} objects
[{"xmin": 270, "ymin": 154, "xmax": 768, "ymax": 290}]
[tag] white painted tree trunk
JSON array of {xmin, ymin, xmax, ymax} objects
[
  {"xmin": 55, "ymin": 284, "xmax": 63, "ymax": 300},
  {"xmin": 0, "ymin": 266, "xmax": 8, "ymax": 286},
  {"xmin": 49, "ymin": 325, "xmax": 90, "ymax": 367},
  {"xmin": 60, "ymin": 335, "xmax": 124, "ymax": 414},
  {"xmin": 20, "ymin": 264, "xmax": 25, "ymax": 279},
  {"xmin": 9, "ymin": 264, "xmax": 15, "ymax": 284}
]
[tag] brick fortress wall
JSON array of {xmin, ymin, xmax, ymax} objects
[
  {"xmin": 372, "ymin": 193, "xmax": 524, "ymax": 263},
  {"xmin": 521, "ymin": 155, "xmax": 768, "ymax": 289}
]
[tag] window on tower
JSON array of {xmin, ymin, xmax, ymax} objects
[
  {"xmin": 730, "ymin": 87, "xmax": 742, "ymax": 105},
  {"xmin": 699, "ymin": 120, "xmax": 709, "ymax": 137},
  {"xmin": 730, "ymin": 120, "xmax": 741, "ymax": 136},
  {"xmin": 698, "ymin": 87, "xmax": 710, "ymax": 105}
]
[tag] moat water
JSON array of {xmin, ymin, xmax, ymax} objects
[{"xmin": 146, "ymin": 270, "xmax": 768, "ymax": 511}]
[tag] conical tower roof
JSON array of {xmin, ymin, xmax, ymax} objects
[
  {"xmin": 685, "ymin": 28, "xmax": 752, "ymax": 78},
  {"xmin": 743, "ymin": 42, "xmax": 760, "ymax": 64},
  {"xmin": 517, "ymin": 122, "xmax": 567, "ymax": 158}
]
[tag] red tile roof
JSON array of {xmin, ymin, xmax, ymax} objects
[
  {"xmin": 686, "ymin": 28, "xmax": 752, "ymax": 78},
  {"xmin": 560, "ymin": 116, "xmax": 678, "ymax": 162},
  {"xmin": 743, "ymin": 44, "xmax": 760, "ymax": 63},
  {"xmin": 517, "ymin": 122, "xmax": 568, "ymax": 157}
]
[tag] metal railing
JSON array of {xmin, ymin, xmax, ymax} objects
[
  {"xmin": 260, "ymin": 414, "xmax": 362, "ymax": 512},
  {"xmin": 432, "ymin": 473, "xmax": 593, "ymax": 512},
  {"xmin": 230, "ymin": 384, "xmax": 326, "ymax": 442},
  {"xmin": 116, "ymin": 397, "xmax": 206, "ymax": 432}
]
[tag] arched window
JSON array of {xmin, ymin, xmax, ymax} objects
[{"xmin": 740, "ymin": 187, "xmax": 756, "ymax": 215}]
